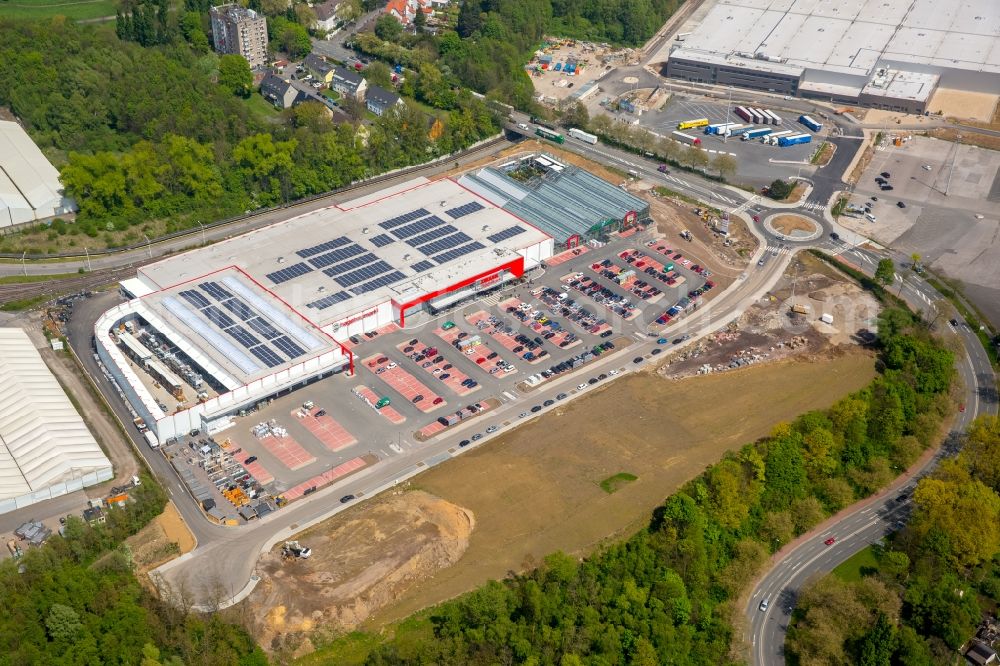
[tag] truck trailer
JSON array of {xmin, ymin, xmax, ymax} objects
[
  {"xmin": 763, "ymin": 130, "xmax": 793, "ymax": 145},
  {"xmin": 672, "ymin": 130, "xmax": 702, "ymax": 146},
  {"xmin": 778, "ymin": 133, "xmax": 812, "ymax": 147},
  {"xmin": 798, "ymin": 115, "xmax": 822, "ymax": 132},
  {"xmin": 763, "ymin": 110, "xmax": 781, "ymax": 125},
  {"xmin": 742, "ymin": 127, "xmax": 772, "ymax": 140},
  {"xmin": 144, "ymin": 431, "xmax": 159, "ymax": 448},
  {"xmin": 568, "ymin": 127, "xmax": 598, "ymax": 145},
  {"xmin": 705, "ymin": 122, "xmax": 738, "ymax": 135},
  {"xmin": 734, "ymin": 106, "xmax": 753, "ymax": 123},
  {"xmin": 722, "ymin": 123, "xmax": 750, "ymax": 137}
]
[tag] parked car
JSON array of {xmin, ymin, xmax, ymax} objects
[
  {"xmin": 340, "ymin": 494, "xmax": 355, "ymax": 503},
  {"xmin": 244, "ymin": 456, "xmax": 257, "ymax": 465}
]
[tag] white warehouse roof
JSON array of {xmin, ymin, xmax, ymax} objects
[
  {"xmin": 0, "ymin": 121, "xmax": 77, "ymax": 230},
  {"xmin": 0, "ymin": 328, "xmax": 112, "ymax": 505}
]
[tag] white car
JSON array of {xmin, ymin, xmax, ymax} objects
[
  {"xmin": 386, "ymin": 362, "xmax": 397, "ymax": 370},
  {"xmin": 759, "ymin": 599, "xmax": 769, "ymax": 611},
  {"xmin": 517, "ymin": 123, "xmax": 529, "ymax": 130},
  {"xmin": 609, "ymin": 369, "xmax": 619, "ymax": 376},
  {"xmin": 577, "ymin": 383, "xmax": 588, "ymax": 390}
]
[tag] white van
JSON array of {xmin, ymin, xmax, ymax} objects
[{"xmin": 865, "ymin": 213, "xmax": 876, "ymax": 222}]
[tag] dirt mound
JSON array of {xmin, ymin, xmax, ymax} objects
[{"xmin": 249, "ymin": 490, "xmax": 474, "ymax": 654}]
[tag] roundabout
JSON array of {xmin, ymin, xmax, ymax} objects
[{"xmin": 762, "ymin": 212, "xmax": 823, "ymax": 242}]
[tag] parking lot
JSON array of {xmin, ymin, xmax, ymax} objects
[
  {"xmin": 158, "ymin": 226, "xmax": 720, "ymax": 522},
  {"xmin": 637, "ymin": 95, "xmax": 822, "ymax": 186}
]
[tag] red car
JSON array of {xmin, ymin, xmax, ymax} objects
[
  {"xmin": 959, "ymin": 404, "xmax": 966, "ymax": 412},
  {"xmin": 824, "ymin": 537, "xmax": 836, "ymax": 546}
]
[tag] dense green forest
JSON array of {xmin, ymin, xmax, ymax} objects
[
  {"xmin": 354, "ymin": 0, "xmax": 683, "ymax": 110},
  {"xmin": 0, "ymin": 18, "xmax": 497, "ymax": 249},
  {"xmin": 346, "ymin": 292, "xmax": 956, "ymax": 663},
  {"xmin": 0, "ymin": 475, "xmax": 266, "ymax": 665},
  {"xmin": 788, "ymin": 415, "xmax": 1000, "ymax": 664}
]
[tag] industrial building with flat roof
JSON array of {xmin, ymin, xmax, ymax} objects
[
  {"xmin": 0, "ymin": 328, "xmax": 113, "ymax": 514},
  {"xmin": 459, "ymin": 153, "xmax": 650, "ymax": 250},
  {"xmin": 98, "ymin": 177, "xmax": 553, "ymax": 441},
  {"xmin": 664, "ymin": 0, "xmax": 999, "ymax": 113},
  {"xmin": 0, "ymin": 121, "xmax": 77, "ymax": 230}
]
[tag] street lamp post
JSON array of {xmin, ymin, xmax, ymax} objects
[
  {"xmin": 21, "ymin": 250, "xmax": 27, "ymax": 277},
  {"xmin": 722, "ymin": 86, "xmax": 733, "ymax": 143},
  {"xmin": 142, "ymin": 234, "xmax": 152, "ymax": 259},
  {"xmin": 197, "ymin": 220, "xmax": 206, "ymax": 246},
  {"xmin": 84, "ymin": 246, "xmax": 92, "ymax": 272}
]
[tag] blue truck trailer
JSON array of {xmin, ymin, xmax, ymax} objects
[
  {"xmin": 798, "ymin": 115, "xmax": 822, "ymax": 132},
  {"xmin": 778, "ymin": 133, "xmax": 812, "ymax": 147},
  {"xmin": 742, "ymin": 127, "xmax": 772, "ymax": 140}
]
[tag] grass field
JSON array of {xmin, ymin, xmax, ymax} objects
[
  {"xmin": 600, "ymin": 472, "xmax": 637, "ymax": 494},
  {"xmin": 832, "ymin": 546, "xmax": 879, "ymax": 583},
  {"xmin": 357, "ymin": 349, "xmax": 878, "ymax": 631},
  {"xmin": 0, "ymin": 0, "xmax": 118, "ymax": 20}
]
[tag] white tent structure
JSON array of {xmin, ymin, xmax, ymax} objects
[
  {"xmin": 0, "ymin": 328, "xmax": 113, "ymax": 514},
  {"xmin": 0, "ymin": 121, "xmax": 77, "ymax": 231}
]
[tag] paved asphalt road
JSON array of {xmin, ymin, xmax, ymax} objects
[{"xmin": 745, "ymin": 245, "xmax": 998, "ymax": 666}]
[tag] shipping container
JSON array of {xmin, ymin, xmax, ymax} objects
[
  {"xmin": 798, "ymin": 115, "xmax": 822, "ymax": 132},
  {"xmin": 778, "ymin": 133, "xmax": 812, "ymax": 147},
  {"xmin": 568, "ymin": 127, "xmax": 598, "ymax": 145},
  {"xmin": 742, "ymin": 127, "xmax": 772, "ymax": 140},
  {"xmin": 672, "ymin": 130, "xmax": 702, "ymax": 146}
]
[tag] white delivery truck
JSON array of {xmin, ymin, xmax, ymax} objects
[{"xmin": 144, "ymin": 431, "xmax": 159, "ymax": 449}]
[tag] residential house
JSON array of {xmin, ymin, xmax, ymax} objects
[
  {"xmin": 365, "ymin": 85, "xmax": 402, "ymax": 116},
  {"xmin": 260, "ymin": 73, "xmax": 307, "ymax": 109},
  {"xmin": 303, "ymin": 53, "xmax": 336, "ymax": 85},
  {"xmin": 331, "ymin": 65, "xmax": 368, "ymax": 100},
  {"xmin": 82, "ymin": 506, "xmax": 106, "ymax": 525},
  {"xmin": 384, "ymin": 0, "xmax": 437, "ymax": 26},
  {"xmin": 966, "ymin": 641, "xmax": 998, "ymax": 666},
  {"xmin": 312, "ymin": 0, "xmax": 341, "ymax": 33}
]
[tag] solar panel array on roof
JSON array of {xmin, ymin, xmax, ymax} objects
[
  {"xmin": 306, "ymin": 291, "xmax": 352, "ymax": 310},
  {"xmin": 247, "ymin": 317, "xmax": 281, "ymax": 339},
  {"xmin": 308, "ymin": 244, "xmax": 365, "ymax": 269},
  {"xmin": 266, "ymin": 261, "xmax": 313, "ymax": 284},
  {"xmin": 432, "ymin": 241, "xmax": 485, "ymax": 265},
  {"xmin": 179, "ymin": 290, "xmax": 211, "ymax": 309},
  {"xmin": 321, "ymin": 252, "xmax": 378, "ymax": 277},
  {"xmin": 248, "ymin": 346, "xmax": 284, "ymax": 368},
  {"xmin": 411, "ymin": 260, "xmax": 435, "ymax": 273},
  {"xmin": 445, "ymin": 201, "xmax": 485, "ymax": 219},
  {"xmin": 227, "ymin": 325, "xmax": 260, "ymax": 348},
  {"xmin": 163, "ymin": 297, "xmax": 260, "ymax": 375},
  {"xmin": 200, "ymin": 282, "xmax": 233, "ymax": 301},
  {"xmin": 392, "ymin": 215, "xmax": 446, "ymax": 240},
  {"xmin": 273, "ymin": 336, "xmax": 306, "ymax": 358},
  {"xmin": 378, "ymin": 208, "xmax": 429, "ymax": 230},
  {"xmin": 296, "ymin": 237, "xmax": 350, "ymax": 258},
  {"xmin": 419, "ymin": 231, "xmax": 473, "ymax": 255},
  {"xmin": 222, "ymin": 298, "xmax": 254, "ymax": 321},
  {"xmin": 406, "ymin": 224, "xmax": 458, "ymax": 248},
  {"xmin": 332, "ymin": 260, "xmax": 394, "ymax": 288},
  {"xmin": 486, "ymin": 225, "xmax": 527, "ymax": 243},
  {"xmin": 370, "ymin": 233, "xmax": 395, "ymax": 247},
  {"xmin": 221, "ymin": 276, "xmax": 323, "ymax": 352},
  {"xmin": 203, "ymin": 305, "xmax": 235, "ymax": 329},
  {"xmin": 351, "ymin": 271, "xmax": 406, "ymax": 295}
]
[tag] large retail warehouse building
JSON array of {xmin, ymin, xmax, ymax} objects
[
  {"xmin": 664, "ymin": 0, "xmax": 999, "ymax": 114},
  {"xmin": 97, "ymin": 177, "xmax": 554, "ymax": 441}
]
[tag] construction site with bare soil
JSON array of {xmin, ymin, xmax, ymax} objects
[{"xmin": 245, "ymin": 251, "xmax": 882, "ymax": 663}]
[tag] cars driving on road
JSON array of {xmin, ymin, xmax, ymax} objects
[{"xmin": 824, "ymin": 537, "xmax": 836, "ymax": 546}]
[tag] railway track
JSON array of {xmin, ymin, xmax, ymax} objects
[{"xmin": 0, "ymin": 265, "xmax": 137, "ymax": 307}]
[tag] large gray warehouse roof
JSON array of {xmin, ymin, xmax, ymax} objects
[
  {"xmin": 459, "ymin": 154, "xmax": 649, "ymax": 243},
  {"xmin": 670, "ymin": 0, "xmax": 1000, "ymax": 81}
]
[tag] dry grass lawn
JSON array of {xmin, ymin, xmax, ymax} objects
[
  {"xmin": 362, "ymin": 349, "xmax": 877, "ymax": 628},
  {"xmin": 932, "ymin": 88, "xmax": 999, "ymax": 124},
  {"xmin": 772, "ymin": 214, "xmax": 816, "ymax": 235}
]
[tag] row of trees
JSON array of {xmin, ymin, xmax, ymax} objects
[
  {"xmin": 0, "ymin": 475, "xmax": 267, "ymax": 665},
  {"xmin": 0, "ymin": 19, "xmax": 499, "ymax": 245},
  {"xmin": 789, "ymin": 416, "xmax": 1000, "ymax": 664},
  {"xmin": 360, "ymin": 300, "xmax": 955, "ymax": 663}
]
